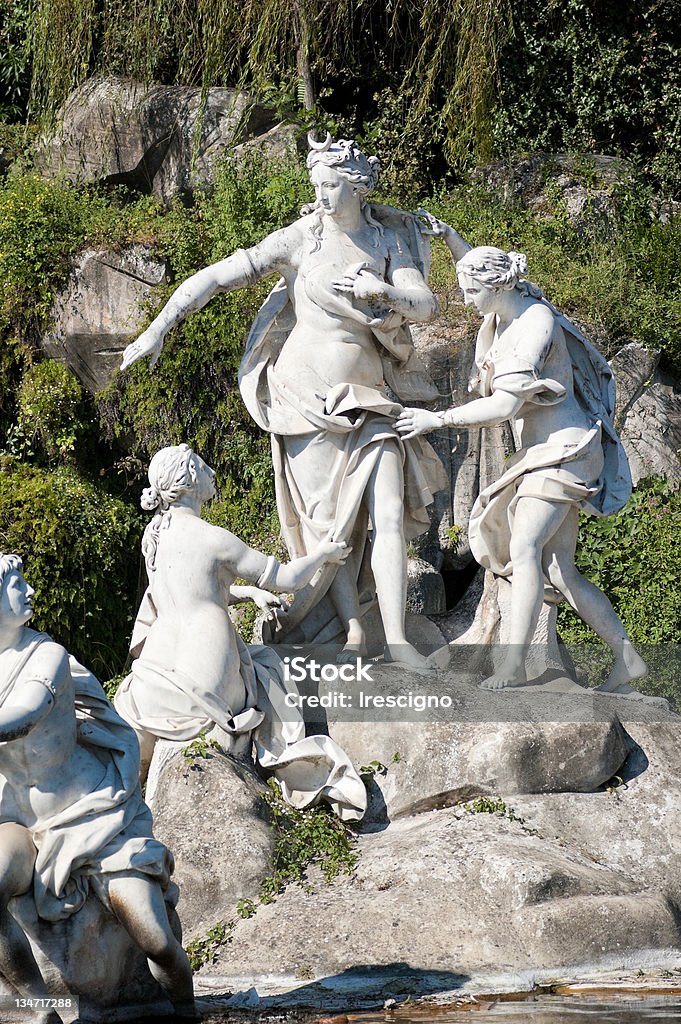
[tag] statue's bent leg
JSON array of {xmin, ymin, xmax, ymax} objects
[
  {"xmin": 542, "ymin": 508, "xmax": 647, "ymax": 691},
  {"xmin": 0, "ymin": 824, "xmax": 63, "ymax": 1024},
  {"xmin": 108, "ymin": 875, "xmax": 196, "ymax": 1019},
  {"xmin": 482, "ymin": 495, "xmax": 571, "ymax": 690},
  {"xmin": 364, "ymin": 443, "xmax": 430, "ymax": 671}
]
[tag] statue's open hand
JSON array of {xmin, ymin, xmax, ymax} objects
[
  {"xmin": 121, "ymin": 326, "xmax": 165, "ymax": 371},
  {"xmin": 332, "ymin": 268, "xmax": 385, "ymax": 303},
  {"xmin": 396, "ymin": 407, "xmax": 443, "ymax": 439},
  {"xmin": 251, "ymin": 588, "xmax": 291, "ymax": 622},
  {"xmin": 414, "ymin": 209, "xmax": 450, "ymax": 238},
  {"xmin": 317, "ymin": 538, "xmax": 351, "ymax": 565}
]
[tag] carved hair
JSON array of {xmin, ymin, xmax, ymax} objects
[
  {"xmin": 141, "ymin": 444, "xmax": 196, "ymax": 573},
  {"xmin": 0, "ymin": 553, "xmax": 23, "ymax": 590},
  {"xmin": 303, "ymin": 134, "xmax": 383, "ymax": 251},
  {"xmin": 456, "ymin": 246, "xmax": 543, "ymax": 298}
]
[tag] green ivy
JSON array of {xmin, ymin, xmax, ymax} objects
[{"xmin": 0, "ymin": 458, "xmax": 144, "ymax": 677}]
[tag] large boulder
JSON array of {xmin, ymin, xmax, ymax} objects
[
  {"xmin": 150, "ymin": 745, "xmax": 274, "ymax": 941},
  {"xmin": 41, "ymin": 245, "xmax": 166, "ymax": 392},
  {"xmin": 187, "ymin": 708, "xmax": 681, "ymax": 1003},
  {"xmin": 33, "ymin": 77, "xmax": 296, "ymax": 204},
  {"xmin": 193, "ymin": 715, "xmax": 681, "ymax": 1004}
]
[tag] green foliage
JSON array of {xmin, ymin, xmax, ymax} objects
[
  {"xmin": 462, "ymin": 796, "xmax": 523, "ymax": 824},
  {"xmin": 428, "ymin": 177, "xmax": 681, "ymax": 374},
  {"xmin": 0, "ymin": 458, "xmax": 143, "ymax": 676},
  {"xmin": 12, "ymin": 360, "xmax": 91, "ymax": 464},
  {"xmin": 0, "ymin": 0, "xmax": 32, "ymax": 118},
  {"xmin": 258, "ymin": 777, "xmax": 359, "ymax": 899},
  {"xmin": 180, "ymin": 732, "xmax": 220, "ymax": 767},
  {"xmin": 359, "ymin": 751, "xmax": 402, "ymax": 781},
  {"xmin": 185, "ymin": 920, "xmax": 235, "ymax": 971},
  {"xmin": 0, "ymin": 173, "xmax": 160, "ymax": 341},
  {"xmin": 493, "ymin": 0, "xmax": 681, "ymax": 197},
  {"xmin": 184, "ymin": 776, "xmax": 360, "ymax": 970},
  {"xmin": 558, "ymin": 477, "xmax": 681, "ymax": 648}
]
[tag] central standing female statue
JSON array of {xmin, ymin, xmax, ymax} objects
[{"xmin": 122, "ymin": 136, "xmax": 450, "ymax": 669}]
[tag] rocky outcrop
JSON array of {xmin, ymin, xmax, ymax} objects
[
  {"xmin": 406, "ymin": 557, "xmax": 446, "ymax": 615},
  {"xmin": 41, "ymin": 245, "xmax": 166, "ymax": 392},
  {"xmin": 151, "ymin": 747, "xmax": 274, "ymax": 943},
  {"xmin": 610, "ymin": 342, "xmax": 681, "ymax": 482},
  {"xmin": 33, "ymin": 77, "xmax": 297, "ymax": 204},
  {"xmin": 187, "ymin": 687, "xmax": 681, "ymax": 1004},
  {"xmin": 475, "ymin": 152, "xmax": 636, "ymax": 231}
]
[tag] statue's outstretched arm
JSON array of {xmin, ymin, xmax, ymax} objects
[
  {"xmin": 224, "ymin": 533, "xmax": 351, "ymax": 594},
  {"xmin": 396, "ymin": 390, "xmax": 523, "ymax": 439},
  {"xmin": 121, "ymin": 226, "xmax": 298, "ymax": 371}
]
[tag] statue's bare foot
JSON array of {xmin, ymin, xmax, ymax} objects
[
  {"xmin": 595, "ymin": 645, "xmax": 648, "ymax": 694},
  {"xmin": 337, "ymin": 634, "xmax": 368, "ymax": 665},
  {"xmin": 480, "ymin": 665, "xmax": 527, "ymax": 690},
  {"xmin": 384, "ymin": 643, "xmax": 433, "ymax": 673}
]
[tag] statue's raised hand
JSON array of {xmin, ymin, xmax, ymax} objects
[
  {"xmin": 121, "ymin": 326, "xmax": 165, "ymax": 371},
  {"xmin": 414, "ymin": 209, "xmax": 448, "ymax": 237},
  {"xmin": 396, "ymin": 407, "xmax": 443, "ymax": 439}
]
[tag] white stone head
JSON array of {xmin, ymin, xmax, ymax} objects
[
  {"xmin": 304, "ymin": 134, "xmax": 383, "ymax": 249},
  {"xmin": 306, "ymin": 133, "xmax": 381, "ymax": 200},
  {"xmin": 141, "ymin": 444, "xmax": 216, "ymax": 572},
  {"xmin": 456, "ymin": 247, "xmax": 529, "ymax": 292},
  {"xmin": 0, "ymin": 553, "xmax": 34, "ymax": 628}
]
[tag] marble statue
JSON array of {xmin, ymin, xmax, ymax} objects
[
  {"xmin": 397, "ymin": 242, "xmax": 647, "ymax": 695},
  {"xmin": 114, "ymin": 444, "xmax": 367, "ymax": 821},
  {"xmin": 121, "ymin": 135, "xmax": 448, "ymax": 671},
  {"xmin": 0, "ymin": 554, "xmax": 195, "ymax": 1024}
]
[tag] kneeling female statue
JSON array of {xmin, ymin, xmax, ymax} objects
[
  {"xmin": 114, "ymin": 443, "xmax": 367, "ymax": 821},
  {"xmin": 397, "ymin": 244, "xmax": 647, "ymax": 695}
]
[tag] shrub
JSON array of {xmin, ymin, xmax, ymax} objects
[
  {"xmin": 12, "ymin": 360, "xmax": 91, "ymax": 464},
  {"xmin": 0, "ymin": 458, "xmax": 144, "ymax": 677}
]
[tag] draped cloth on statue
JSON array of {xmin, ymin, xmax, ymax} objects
[
  {"xmin": 238, "ymin": 208, "xmax": 448, "ymax": 644},
  {"xmin": 467, "ymin": 302, "xmax": 632, "ymax": 579},
  {"xmin": 115, "ymin": 603, "xmax": 367, "ymax": 822},
  {"xmin": 0, "ymin": 631, "xmax": 171, "ymax": 923}
]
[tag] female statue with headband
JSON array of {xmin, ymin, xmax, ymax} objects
[
  {"xmin": 121, "ymin": 136, "xmax": 459, "ymax": 671},
  {"xmin": 397, "ymin": 242, "xmax": 647, "ymax": 696}
]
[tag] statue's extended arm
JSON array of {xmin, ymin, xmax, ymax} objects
[
  {"xmin": 226, "ymin": 536, "xmax": 351, "ymax": 594},
  {"xmin": 121, "ymin": 227, "xmax": 298, "ymax": 371},
  {"xmin": 396, "ymin": 390, "xmax": 524, "ymax": 439}
]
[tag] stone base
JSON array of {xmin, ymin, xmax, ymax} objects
[{"xmin": 1, "ymin": 891, "xmax": 177, "ymax": 1022}]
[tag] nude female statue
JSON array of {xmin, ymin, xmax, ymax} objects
[
  {"xmin": 397, "ymin": 244, "xmax": 647, "ymax": 695},
  {"xmin": 0, "ymin": 555, "xmax": 195, "ymax": 1024},
  {"xmin": 121, "ymin": 136, "xmax": 448, "ymax": 670},
  {"xmin": 114, "ymin": 444, "xmax": 367, "ymax": 821}
]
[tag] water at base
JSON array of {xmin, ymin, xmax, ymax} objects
[{"xmin": 349, "ymin": 994, "xmax": 681, "ymax": 1023}]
